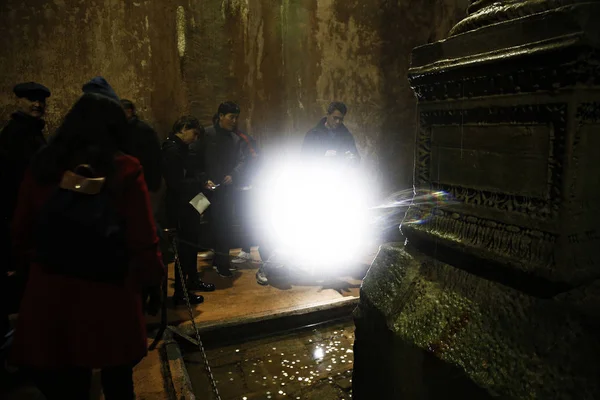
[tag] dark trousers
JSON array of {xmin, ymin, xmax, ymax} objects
[
  {"xmin": 234, "ymin": 189, "xmax": 258, "ymax": 253},
  {"xmin": 30, "ymin": 364, "xmax": 135, "ymax": 400},
  {"xmin": 209, "ymin": 190, "xmax": 234, "ymax": 267},
  {"xmin": 175, "ymin": 207, "xmax": 202, "ymax": 293}
]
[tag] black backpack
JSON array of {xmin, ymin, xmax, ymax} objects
[{"xmin": 33, "ymin": 170, "xmax": 136, "ymax": 284}]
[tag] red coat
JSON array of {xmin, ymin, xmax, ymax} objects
[{"xmin": 10, "ymin": 155, "xmax": 164, "ymax": 368}]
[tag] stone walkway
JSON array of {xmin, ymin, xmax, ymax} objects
[{"xmin": 145, "ymin": 247, "xmax": 370, "ymax": 329}]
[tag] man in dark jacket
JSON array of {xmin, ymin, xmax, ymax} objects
[
  {"xmin": 162, "ymin": 116, "xmax": 215, "ymax": 305},
  {"xmin": 120, "ymin": 99, "xmax": 162, "ymax": 193},
  {"xmin": 0, "ymin": 82, "xmax": 50, "ymax": 233},
  {"xmin": 0, "ymin": 82, "xmax": 51, "ymax": 343},
  {"xmin": 191, "ymin": 101, "xmax": 247, "ymax": 277},
  {"xmin": 301, "ymin": 101, "xmax": 360, "ymax": 165}
]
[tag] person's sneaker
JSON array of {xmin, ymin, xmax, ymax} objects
[
  {"xmin": 256, "ymin": 268, "xmax": 268, "ymax": 286},
  {"xmin": 214, "ymin": 265, "xmax": 233, "ymax": 278},
  {"xmin": 231, "ymin": 250, "xmax": 252, "ymax": 264}
]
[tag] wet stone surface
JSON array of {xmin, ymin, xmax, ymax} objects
[{"xmin": 184, "ymin": 320, "xmax": 354, "ymax": 400}]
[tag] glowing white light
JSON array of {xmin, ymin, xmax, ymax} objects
[
  {"xmin": 259, "ymin": 159, "xmax": 371, "ymax": 271},
  {"xmin": 313, "ymin": 348, "xmax": 325, "ymax": 359}
]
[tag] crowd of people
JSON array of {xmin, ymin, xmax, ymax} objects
[{"xmin": 0, "ymin": 76, "xmax": 360, "ymax": 399}]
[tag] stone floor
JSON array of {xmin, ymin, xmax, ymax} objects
[
  {"xmin": 145, "ymin": 246, "xmax": 374, "ymax": 328},
  {"xmin": 2, "ymin": 338, "xmax": 170, "ymax": 400},
  {"xmin": 184, "ymin": 319, "xmax": 355, "ymax": 400},
  {"xmin": 2, "ymin": 245, "xmax": 375, "ymax": 399}
]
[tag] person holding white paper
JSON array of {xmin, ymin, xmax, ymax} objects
[
  {"xmin": 194, "ymin": 102, "xmax": 248, "ymax": 278},
  {"xmin": 301, "ymin": 101, "xmax": 360, "ymax": 165},
  {"xmin": 162, "ymin": 116, "xmax": 215, "ymax": 305}
]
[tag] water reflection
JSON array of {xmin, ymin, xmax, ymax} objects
[
  {"xmin": 184, "ymin": 320, "xmax": 355, "ymax": 399},
  {"xmin": 313, "ymin": 348, "xmax": 324, "ymax": 360}
]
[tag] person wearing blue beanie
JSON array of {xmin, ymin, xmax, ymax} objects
[{"xmin": 82, "ymin": 76, "xmax": 120, "ymax": 103}]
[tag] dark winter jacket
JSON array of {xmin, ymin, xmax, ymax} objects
[
  {"xmin": 236, "ymin": 131, "xmax": 260, "ymax": 186},
  {"xmin": 0, "ymin": 112, "xmax": 46, "ymax": 222},
  {"xmin": 301, "ymin": 117, "xmax": 360, "ymax": 164},
  {"xmin": 193, "ymin": 122, "xmax": 246, "ymax": 188},
  {"xmin": 162, "ymin": 135, "xmax": 207, "ymax": 227},
  {"xmin": 123, "ymin": 117, "xmax": 162, "ymax": 192}
]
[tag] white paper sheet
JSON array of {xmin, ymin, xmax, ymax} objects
[{"xmin": 189, "ymin": 192, "xmax": 211, "ymax": 215}]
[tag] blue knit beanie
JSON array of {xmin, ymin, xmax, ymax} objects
[{"xmin": 82, "ymin": 76, "xmax": 120, "ymax": 102}]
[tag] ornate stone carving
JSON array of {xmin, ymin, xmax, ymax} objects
[
  {"xmin": 402, "ymin": 0, "xmax": 600, "ymax": 285},
  {"xmin": 411, "ymin": 50, "xmax": 600, "ymax": 102},
  {"xmin": 577, "ymin": 102, "xmax": 600, "ymax": 121},
  {"xmin": 353, "ymin": 3, "xmax": 600, "ymax": 399},
  {"xmin": 402, "ymin": 99, "xmax": 600, "ymax": 284},
  {"xmin": 405, "ymin": 207, "xmax": 556, "ymax": 267},
  {"xmin": 415, "ymin": 104, "xmax": 567, "ymax": 219},
  {"xmin": 451, "ymin": 0, "xmax": 599, "ymax": 37},
  {"xmin": 468, "ymin": 0, "xmax": 502, "ymax": 15},
  {"xmin": 402, "ymin": 99, "xmax": 600, "ymax": 283}
]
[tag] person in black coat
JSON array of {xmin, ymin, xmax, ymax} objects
[
  {"xmin": 301, "ymin": 101, "xmax": 360, "ymax": 165},
  {"xmin": 0, "ymin": 82, "xmax": 51, "ymax": 343},
  {"xmin": 120, "ymin": 100, "xmax": 162, "ymax": 193},
  {"xmin": 0, "ymin": 82, "xmax": 51, "ymax": 234},
  {"xmin": 191, "ymin": 102, "xmax": 247, "ymax": 277},
  {"xmin": 162, "ymin": 116, "xmax": 215, "ymax": 305}
]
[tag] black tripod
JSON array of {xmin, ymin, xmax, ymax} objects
[{"xmin": 149, "ymin": 228, "xmax": 201, "ymax": 350}]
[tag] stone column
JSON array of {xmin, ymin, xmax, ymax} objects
[{"xmin": 353, "ymin": 1, "xmax": 600, "ymax": 399}]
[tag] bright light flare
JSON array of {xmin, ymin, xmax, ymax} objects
[{"xmin": 259, "ymin": 160, "xmax": 371, "ymax": 270}]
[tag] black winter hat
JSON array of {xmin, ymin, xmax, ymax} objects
[{"xmin": 13, "ymin": 82, "xmax": 51, "ymax": 101}]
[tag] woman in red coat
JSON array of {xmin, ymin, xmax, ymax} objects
[{"xmin": 9, "ymin": 90, "xmax": 164, "ymax": 399}]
